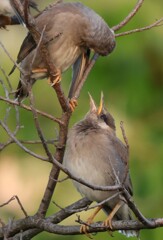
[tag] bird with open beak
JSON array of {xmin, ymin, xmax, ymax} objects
[
  {"xmin": 63, "ymin": 93, "xmax": 139, "ymax": 237},
  {"xmin": 10, "ymin": 1, "xmax": 116, "ymax": 109},
  {"xmin": 0, "ymin": 0, "xmax": 39, "ymax": 28}
]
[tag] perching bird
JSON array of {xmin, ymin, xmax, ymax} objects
[
  {"xmin": 0, "ymin": 0, "xmax": 39, "ymax": 28},
  {"xmin": 63, "ymin": 93, "xmax": 139, "ymax": 237},
  {"xmin": 10, "ymin": 1, "xmax": 116, "ymax": 107}
]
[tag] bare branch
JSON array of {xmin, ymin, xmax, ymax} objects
[
  {"xmin": 112, "ymin": 0, "xmax": 144, "ymax": 31},
  {"xmin": 2, "ymin": 216, "xmax": 162, "ymax": 239},
  {"xmin": 50, "ymin": 176, "xmax": 69, "ymax": 183},
  {"xmin": 0, "ymin": 97, "xmax": 63, "ymax": 125},
  {"xmin": 0, "ymin": 120, "xmax": 49, "ymax": 161},
  {"xmin": 115, "ymin": 18, "xmax": 163, "ymax": 37},
  {"xmin": 0, "ymin": 41, "xmax": 22, "ymax": 73},
  {"xmin": 0, "ymin": 196, "xmax": 28, "ymax": 217},
  {"xmin": 0, "ymin": 65, "xmax": 12, "ymax": 90},
  {"xmin": 122, "ymin": 189, "xmax": 155, "ymax": 227}
]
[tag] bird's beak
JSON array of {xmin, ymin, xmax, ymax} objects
[
  {"xmin": 97, "ymin": 92, "xmax": 104, "ymax": 115},
  {"xmin": 88, "ymin": 93, "xmax": 97, "ymax": 113}
]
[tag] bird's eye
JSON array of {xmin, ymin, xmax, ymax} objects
[{"xmin": 100, "ymin": 114, "xmax": 108, "ymax": 125}]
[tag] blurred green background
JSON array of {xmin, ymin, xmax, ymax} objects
[{"xmin": 0, "ymin": 0, "xmax": 163, "ymax": 239}]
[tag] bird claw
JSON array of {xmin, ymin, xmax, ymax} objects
[
  {"xmin": 102, "ymin": 202, "xmax": 122, "ymax": 231},
  {"xmin": 50, "ymin": 75, "xmax": 61, "ymax": 86},
  {"xmin": 49, "ymin": 69, "xmax": 61, "ymax": 86},
  {"xmin": 102, "ymin": 217, "xmax": 113, "ymax": 229},
  {"xmin": 69, "ymin": 98, "xmax": 78, "ymax": 112},
  {"xmin": 80, "ymin": 222, "xmax": 93, "ymax": 239}
]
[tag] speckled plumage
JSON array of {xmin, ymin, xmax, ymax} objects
[{"xmin": 11, "ymin": 1, "xmax": 116, "ymax": 100}]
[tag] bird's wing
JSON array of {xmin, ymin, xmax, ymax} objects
[
  {"xmin": 109, "ymin": 135, "xmax": 133, "ymax": 196},
  {"xmin": 9, "ymin": 2, "xmax": 69, "ymax": 75},
  {"xmin": 9, "ymin": 33, "xmax": 36, "ymax": 75},
  {"xmin": 68, "ymin": 49, "xmax": 90, "ymax": 99}
]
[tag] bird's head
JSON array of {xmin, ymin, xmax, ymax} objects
[{"xmin": 85, "ymin": 92, "xmax": 116, "ymax": 131}]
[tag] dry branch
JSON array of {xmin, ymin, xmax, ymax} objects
[{"xmin": 112, "ymin": 0, "xmax": 144, "ymax": 31}]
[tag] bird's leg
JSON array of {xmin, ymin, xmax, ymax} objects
[
  {"xmin": 32, "ymin": 68, "xmax": 48, "ymax": 74},
  {"xmin": 69, "ymin": 97, "xmax": 78, "ymax": 112},
  {"xmin": 80, "ymin": 205, "xmax": 102, "ymax": 238},
  {"xmin": 68, "ymin": 51, "xmax": 91, "ymax": 112},
  {"xmin": 32, "ymin": 68, "xmax": 61, "ymax": 86},
  {"xmin": 32, "ymin": 68, "xmax": 49, "ymax": 84},
  {"xmin": 103, "ymin": 201, "xmax": 122, "ymax": 229}
]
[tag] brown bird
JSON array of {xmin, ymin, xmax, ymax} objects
[
  {"xmin": 10, "ymin": 1, "xmax": 116, "ymax": 107},
  {"xmin": 63, "ymin": 93, "xmax": 139, "ymax": 237},
  {"xmin": 0, "ymin": 0, "xmax": 39, "ymax": 28}
]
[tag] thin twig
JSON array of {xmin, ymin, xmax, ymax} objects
[
  {"xmin": 0, "ymin": 65, "xmax": 12, "ymax": 90},
  {"xmin": 0, "ymin": 196, "xmax": 28, "ymax": 217},
  {"xmin": 28, "ymin": 86, "xmax": 54, "ymax": 161},
  {"xmin": 52, "ymin": 201, "xmax": 65, "ymax": 211},
  {"xmin": 84, "ymin": 192, "xmax": 120, "ymax": 211},
  {"xmin": 112, "ymin": 0, "xmax": 144, "ymax": 31},
  {"xmin": 0, "ymin": 97, "xmax": 63, "ymax": 125},
  {"xmin": 50, "ymin": 176, "xmax": 69, "ymax": 183},
  {"xmin": 115, "ymin": 18, "xmax": 163, "ymax": 37},
  {"xmin": 0, "ymin": 41, "xmax": 22, "ymax": 73},
  {"xmin": 0, "ymin": 139, "xmax": 57, "ymax": 151},
  {"xmin": 122, "ymin": 189, "xmax": 155, "ymax": 227},
  {"xmin": 0, "ymin": 78, "xmax": 10, "ymax": 99},
  {"xmin": 0, "ymin": 121, "xmax": 49, "ymax": 161}
]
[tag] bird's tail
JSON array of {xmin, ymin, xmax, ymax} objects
[
  {"xmin": 15, "ymin": 80, "xmax": 28, "ymax": 102},
  {"xmin": 119, "ymin": 229, "xmax": 139, "ymax": 238}
]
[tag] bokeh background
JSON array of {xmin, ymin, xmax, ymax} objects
[{"xmin": 0, "ymin": 0, "xmax": 163, "ymax": 239}]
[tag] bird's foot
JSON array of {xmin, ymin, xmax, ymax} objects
[
  {"xmin": 69, "ymin": 98, "xmax": 78, "ymax": 112},
  {"xmin": 50, "ymin": 69, "xmax": 61, "ymax": 86},
  {"xmin": 103, "ymin": 202, "xmax": 122, "ymax": 230},
  {"xmin": 80, "ymin": 218, "xmax": 94, "ymax": 239},
  {"xmin": 102, "ymin": 216, "xmax": 113, "ymax": 229},
  {"xmin": 80, "ymin": 206, "xmax": 102, "ymax": 239}
]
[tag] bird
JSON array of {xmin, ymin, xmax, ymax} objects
[
  {"xmin": 0, "ymin": 0, "xmax": 39, "ymax": 28},
  {"xmin": 10, "ymin": 1, "xmax": 116, "ymax": 109},
  {"xmin": 63, "ymin": 93, "xmax": 139, "ymax": 238}
]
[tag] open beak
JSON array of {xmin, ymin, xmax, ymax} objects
[
  {"xmin": 88, "ymin": 92, "xmax": 97, "ymax": 113},
  {"xmin": 97, "ymin": 92, "xmax": 104, "ymax": 115}
]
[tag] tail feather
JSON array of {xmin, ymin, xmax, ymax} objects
[{"xmin": 119, "ymin": 230, "xmax": 139, "ymax": 238}]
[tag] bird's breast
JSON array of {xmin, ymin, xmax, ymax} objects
[{"xmin": 49, "ymin": 41, "xmax": 82, "ymax": 72}]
